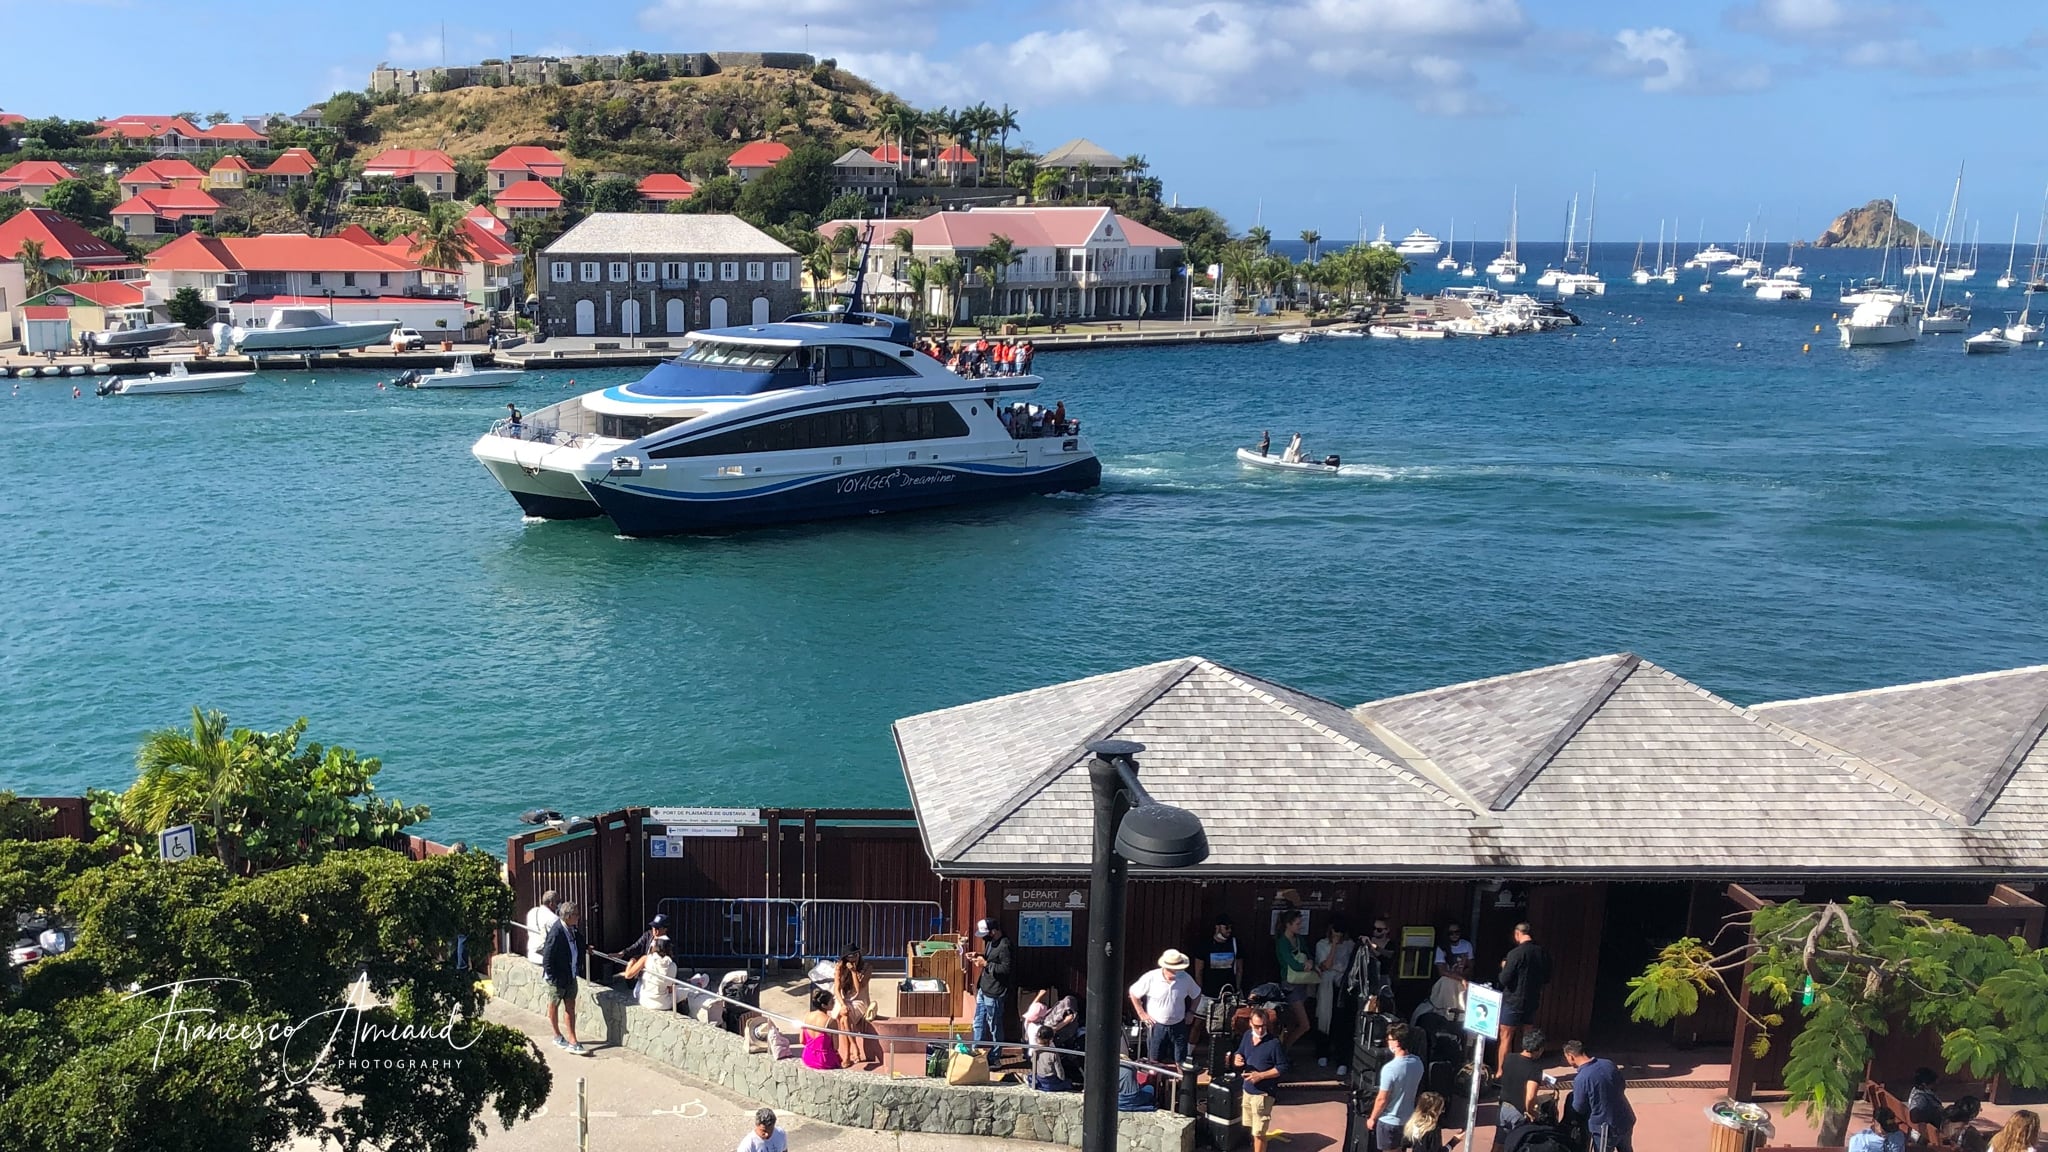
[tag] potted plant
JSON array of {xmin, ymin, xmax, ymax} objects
[{"xmin": 435, "ymin": 318, "xmax": 451, "ymax": 351}]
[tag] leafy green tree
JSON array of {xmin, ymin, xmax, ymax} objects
[
  {"xmin": 166, "ymin": 287, "xmax": 214, "ymax": 330},
  {"xmin": 41, "ymin": 178, "xmax": 115, "ymax": 228},
  {"xmin": 19, "ymin": 118, "xmax": 98, "ymax": 150},
  {"xmin": 589, "ymin": 175, "xmax": 641, "ymax": 214},
  {"xmin": 821, "ymin": 191, "xmax": 869, "ymax": 223},
  {"xmin": 14, "ymin": 238, "xmax": 57, "ymax": 296},
  {"xmin": 320, "ymin": 92, "xmax": 372, "ymax": 141},
  {"xmin": 734, "ymin": 143, "xmax": 833, "ymax": 227},
  {"xmin": 0, "ymin": 793, "xmax": 53, "ymax": 841},
  {"xmin": 1032, "ymin": 170, "xmax": 1062, "ymax": 202},
  {"xmin": 0, "ymin": 844, "xmax": 548, "ymax": 1151},
  {"xmin": 1300, "ymin": 230, "xmax": 1322, "ymax": 263},
  {"xmin": 1629, "ymin": 897, "xmax": 2048, "ymax": 1140},
  {"xmin": 680, "ymin": 174, "xmax": 741, "ymax": 214},
  {"xmin": 397, "ymin": 182, "xmax": 431, "ymax": 214},
  {"xmin": 100, "ymin": 709, "xmax": 428, "ymax": 877},
  {"xmin": 977, "ymin": 233, "xmax": 1020, "ymax": 314}
]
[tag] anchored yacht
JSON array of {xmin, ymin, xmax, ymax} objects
[
  {"xmin": 471, "ymin": 313, "xmax": 1100, "ymax": 536},
  {"xmin": 1396, "ymin": 228, "xmax": 1442, "ymax": 257}
]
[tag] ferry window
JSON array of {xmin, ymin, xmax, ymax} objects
[
  {"xmin": 652, "ymin": 402, "xmax": 968, "ymax": 458},
  {"xmin": 746, "ymin": 261, "xmax": 764, "ymax": 281},
  {"xmin": 771, "ymin": 261, "xmax": 790, "ymax": 281},
  {"xmin": 598, "ymin": 413, "xmax": 691, "ymax": 440},
  {"xmin": 817, "ymin": 344, "xmax": 916, "ymax": 381},
  {"xmin": 694, "ymin": 261, "xmax": 713, "ymax": 281},
  {"xmin": 720, "ymin": 262, "xmax": 739, "ymax": 281},
  {"xmin": 684, "ymin": 342, "xmax": 791, "ymax": 370}
]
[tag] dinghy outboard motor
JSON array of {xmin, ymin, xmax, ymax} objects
[
  {"xmin": 94, "ymin": 379, "xmax": 118, "ymax": 397},
  {"xmin": 392, "ymin": 368, "xmax": 421, "ymax": 388},
  {"xmin": 210, "ymin": 322, "xmax": 233, "ymax": 356},
  {"xmin": 1322, "ymin": 455, "xmax": 1342, "ymax": 468}
]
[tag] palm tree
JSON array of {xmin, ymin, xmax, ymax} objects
[
  {"xmin": 803, "ymin": 248, "xmax": 834, "ymax": 305},
  {"xmin": 890, "ymin": 226, "xmax": 915, "ymax": 265},
  {"xmin": 1300, "ymin": 230, "xmax": 1322, "ymax": 263},
  {"xmin": 994, "ymin": 104, "xmax": 1020, "ymax": 174},
  {"xmin": 15, "ymin": 238, "xmax": 54, "ymax": 297},
  {"xmin": 905, "ymin": 259, "xmax": 930, "ymax": 330},
  {"xmin": 1246, "ymin": 226, "xmax": 1272, "ymax": 252},
  {"xmin": 1074, "ymin": 161, "xmax": 1095, "ymax": 198},
  {"xmin": 922, "ymin": 107, "xmax": 953, "ymax": 183},
  {"xmin": 1123, "ymin": 154, "xmax": 1149, "ymax": 190},
  {"xmin": 929, "ymin": 256, "xmax": 963, "ymax": 327},
  {"xmin": 125, "ymin": 707, "xmax": 259, "ymax": 869},
  {"xmin": 877, "ymin": 103, "xmax": 920, "ymax": 180},
  {"xmin": 979, "ymin": 233, "xmax": 1021, "ymax": 315},
  {"xmin": 408, "ymin": 203, "xmax": 478, "ymax": 275}
]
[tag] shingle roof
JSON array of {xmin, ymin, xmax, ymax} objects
[
  {"xmin": 146, "ymin": 232, "xmax": 422, "ymax": 274},
  {"xmin": 1038, "ymin": 138, "xmax": 1124, "ymax": 170},
  {"xmin": 832, "ymin": 148, "xmax": 893, "ymax": 171},
  {"xmin": 112, "ymin": 186, "xmax": 220, "ymax": 219},
  {"xmin": 261, "ymin": 148, "xmax": 319, "ymax": 177},
  {"xmin": 1750, "ymin": 666, "xmax": 2048, "ymax": 825},
  {"xmin": 542, "ymin": 212, "xmax": 793, "ymax": 257},
  {"xmin": 0, "ymin": 207, "xmax": 126, "ymax": 263},
  {"xmin": 896, "ymin": 653, "xmax": 2048, "ymax": 879}
]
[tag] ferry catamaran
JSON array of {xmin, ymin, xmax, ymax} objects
[{"xmin": 472, "ymin": 307, "xmax": 1099, "ymax": 536}]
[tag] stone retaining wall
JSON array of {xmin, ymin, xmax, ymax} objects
[{"xmin": 490, "ymin": 955, "xmax": 1191, "ymax": 1152}]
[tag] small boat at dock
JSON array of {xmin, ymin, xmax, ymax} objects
[
  {"xmin": 395, "ymin": 356, "xmax": 524, "ymax": 389},
  {"xmin": 95, "ymin": 362, "xmax": 252, "ymax": 395}
]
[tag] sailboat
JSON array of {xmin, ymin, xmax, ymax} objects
[
  {"xmin": 1536, "ymin": 196, "xmax": 1575, "ymax": 288},
  {"xmin": 1556, "ymin": 177, "xmax": 1605, "ymax": 296},
  {"xmin": 1487, "ymin": 188, "xmax": 1524, "ymax": 282},
  {"xmin": 1654, "ymin": 216, "xmax": 1679, "ymax": 283},
  {"xmin": 2028, "ymin": 186, "xmax": 2048, "ymax": 293},
  {"xmin": 1944, "ymin": 218, "xmax": 1979, "ymax": 281},
  {"xmin": 1437, "ymin": 220, "xmax": 1459, "ymax": 271},
  {"xmin": 1721, "ymin": 219, "xmax": 1762, "ymax": 278},
  {"xmin": 1630, "ymin": 235, "xmax": 1650, "ymax": 285},
  {"xmin": 1997, "ymin": 214, "xmax": 2020, "ymax": 290},
  {"xmin": 1920, "ymin": 167, "xmax": 1970, "ymax": 335},
  {"xmin": 1458, "ymin": 238, "xmax": 1477, "ymax": 278},
  {"xmin": 1841, "ymin": 197, "xmax": 1903, "ymax": 305}
]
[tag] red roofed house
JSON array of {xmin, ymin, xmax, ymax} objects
[
  {"xmin": 119, "ymin": 158, "xmax": 207, "ymax": 201},
  {"xmin": 815, "ymin": 205, "xmax": 1183, "ymax": 322},
  {"xmin": 0, "ymin": 207, "xmax": 132, "ymax": 276},
  {"xmin": 207, "ymin": 154, "xmax": 254, "ymax": 190},
  {"xmin": 637, "ymin": 174, "xmax": 695, "ymax": 204},
  {"xmin": 493, "ymin": 179, "xmax": 562, "ymax": 220},
  {"xmin": 385, "ymin": 203, "xmax": 523, "ymax": 309},
  {"xmin": 360, "ymin": 148, "xmax": 458, "ymax": 199},
  {"xmin": 0, "ymin": 160, "xmax": 76, "ymax": 204},
  {"xmin": 935, "ymin": 144, "xmax": 979, "ymax": 184},
  {"xmin": 487, "ymin": 146, "xmax": 565, "ymax": 191},
  {"xmin": 143, "ymin": 231, "xmax": 464, "ymax": 329},
  {"xmin": 20, "ymin": 278, "xmax": 149, "ymax": 341},
  {"xmin": 727, "ymin": 141, "xmax": 790, "ymax": 183},
  {"xmin": 96, "ymin": 115, "xmax": 268, "ymax": 155},
  {"xmin": 259, "ymin": 147, "xmax": 318, "ymax": 187},
  {"xmin": 112, "ymin": 185, "xmax": 222, "ymax": 236}
]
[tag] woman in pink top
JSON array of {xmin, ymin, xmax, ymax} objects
[{"xmin": 801, "ymin": 988, "xmax": 844, "ymax": 1070}]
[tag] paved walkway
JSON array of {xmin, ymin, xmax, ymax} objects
[{"xmin": 441, "ymin": 998, "xmax": 1059, "ymax": 1152}]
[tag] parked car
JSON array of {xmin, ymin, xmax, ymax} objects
[{"xmin": 390, "ymin": 328, "xmax": 425, "ymax": 351}]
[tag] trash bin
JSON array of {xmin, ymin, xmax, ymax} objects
[{"xmin": 1706, "ymin": 1099, "xmax": 1775, "ymax": 1152}]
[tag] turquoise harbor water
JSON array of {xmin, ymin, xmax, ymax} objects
[{"xmin": 5, "ymin": 246, "xmax": 2047, "ymax": 843}]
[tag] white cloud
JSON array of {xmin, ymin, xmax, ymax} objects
[
  {"xmin": 384, "ymin": 30, "xmax": 446, "ymax": 67},
  {"xmin": 1614, "ymin": 27, "xmax": 1695, "ymax": 92},
  {"xmin": 639, "ymin": 0, "xmax": 951, "ymax": 55}
]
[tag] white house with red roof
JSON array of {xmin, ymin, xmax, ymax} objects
[
  {"xmin": 360, "ymin": 148, "xmax": 458, "ymax": 198},
  {"xmin": 118, "ymin": 158, "xmax": 207, "ymax": 201},
  {"xmin": 206, "ymin": 155, "xmax": 254, "ymax": 190},
  {"xmin": 636, "ymin": 174, "xmax": 695, "ymax": 204},
  {"xmin": 385, "ymin": 204, "xmax": 524, "ymax": 309},
  {"xmin": 259, "ymin": 147, "xmax": 318, "ymax": 187},
  {"xmin": 0, "ymin": 160, "xmax": 76, "ymax": 204},
  {"xmin": 95, "ymin": 116, "xmax": 267, "ymax": 154},
  {"xmin": 0, "ymin": 207, "xmax": 133, "ymax": 276},
  {"xmin": 726, "ymin": 140, "xmax": 790, "ymax": 183},
  {"xmin": 142, "ymin": 231, "xmax": 464, "ymax": 328},
  {"xmin": 112, "ymin": 185, "xmax": 222, "ymax": 236},
  {"xmin": 934, "ymin": 145, "xmax": 979, "ymax": 184},
  {"xmin": 493, "ymin": 179, "xmax": 563, "ymax": 219},
  {"xmin": 487, "ymin": 146, "xmax": 565, "ymax": 191},
  {"xmin": 816, "ymin": 206, "xmax": 1183, "ymax": 321}
]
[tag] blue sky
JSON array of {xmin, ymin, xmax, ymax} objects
[{"xmin": 3, "ymin": 0, "xmax": 2045, "ymax": 243}]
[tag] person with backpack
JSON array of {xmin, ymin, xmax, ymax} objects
[{"xmin": 1365, "ymin": 1022, "xmax": 1424, "ymax": 1151}]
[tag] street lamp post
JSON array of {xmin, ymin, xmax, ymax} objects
[{"xmin": 1081, "ymin": 739, "xmax": 1209, "ymax": 1152}]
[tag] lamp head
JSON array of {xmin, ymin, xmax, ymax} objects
[
  {"xmin": 1087, "ymin": 738, "xmax": 1145, "ymax": 762},
  {"xmin": 1114, "ymin": 801, "xmax": 1210, "ymax": 868}
]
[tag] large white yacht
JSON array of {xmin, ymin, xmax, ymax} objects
[
  {"xmin": 1838, "ymin": 298, "xmax": 1917, "ymax": 347},
  {"xmin": 472, "ymin": 313, "xmax": 1100, "ymax": 536},
  {"xmin": 1396, "ymin": 228, "xmax": 1442, "ymax": 256},
  {"xmin": 1684, "ymin": 244, "xmax": 1741, "ymax": 269}
]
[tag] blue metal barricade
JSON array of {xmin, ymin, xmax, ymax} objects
[
  {"xmin": 655, "ymin": 897, "xmax": 803, "ymax": 964},
  {"xmin": 797, "ymin": 899, "xmax": 946, "ymax": 970}
]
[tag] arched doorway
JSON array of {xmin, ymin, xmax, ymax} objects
[
  {"xmin": 574, "ymin": 299, "xmax": 595, "ymax": 335},
  {"xmin": 751, "ymin": 296, "xmax": 770, "ymax": 325},
  {"xmin": 708, "ymin": 297, "xmax": 728, "ymax": 328},
  {"xmin": 620, "ymin": 298, "xmax": 641, "ymax": 335},
  {"xmin": 665, "ymin": 299, "xmax": 686, "ymax": 333}
]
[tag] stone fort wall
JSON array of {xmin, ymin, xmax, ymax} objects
[{"xmin": 370, "ymin": 51, "xmax": 816, "ymax": 96}]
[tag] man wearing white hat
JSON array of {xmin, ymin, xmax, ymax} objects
[{"xmin": 1129, "ymin": 949, "xmax": 1202, "ymax": 1067}]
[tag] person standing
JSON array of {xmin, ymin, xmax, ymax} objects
[
  {"xmin": 1365, "ymin": 1022, "xmax": 1424, "ymax": 1151},
  {"xmin": 1234, "ymin": 1008, "xmax": 1290, "ymax": 1152},
  {"xmin": 1193, "ymin": 915, "xmax": 1244, "ymax": 999},
  {"xmin": 736, "ymin": 1107, "xmax": 788, "ymax": 1152},
  {"xmin": 1497, "ymin": 921, "xmax": 1552, "ymax": 1076},
  {"xmin": 1434, "ymin": 923, "xmax": 1474, "ymax": 979},
  {"xmin": 1314, "ymin": 921, "xmax": 1359, "ymax": 1070},
  {"xmin": 1563, "ymin": 1040, "xmax": 1636, "ymax": 1152},
  {"xmin": 524, "ymin": 889, "xmax": 559, "ymax": 965},
  {"xmin": 1257, "ymin": 430, "xmax": 1272, "ymax": 457},
  {"xmin": 1274, "ymin": 910, "xmax": 1315, "ymax": 1048},
  {"xmin": 966, "ymin": 918, "xmax": 1012, "ymax": 1061},
  {"xmin": 540, "ymin": 901, "xmax": 589, "ymax": 1055},
  {"xmin": 1128, "ymin": 949, "xmax": 1201, "ymax": 1067}
]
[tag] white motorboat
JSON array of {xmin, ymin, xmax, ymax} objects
[
  {"xmin": 1237, "ymin": 446, "xmax": 1340, "ymax": 474},
  {"xmin": 1397, "ymin": 228, "xmax": 1442, "ymax": 257},
  {"xmin": 1397, "ymin": 323, "xmax": 1448, "ymax": 339},
  {"xmin": 471, "ymin": 311, "xmax": 1099, "ymax": 535},
  {"xmin": 1919, "ymin": 304, "xmax": 1969, "ymax": 334},
  {"xmin": 1965, "ymin": 329, "xmax": 2014, "ymax": 354},
  {"xmin": 1458, "ymin": 262, "xmax": 1477, "ymax": 278},
  {"xmin": 89, "ymin": 313, "xmax": 186, "ymax": 356},
  {"xmin": 1366, "ymin": 325, "xmax": 1401, "ymax": 339},
  {"xmin": 1684, "ymin": 244, "xmax": 1741, "ymax": 269},
  {"xmin": 1838, "ymin": 299, "xmax": 1916, "ymax": 347},
  {"xmin": 397, "ymin": 356, "xmax": 524, "ymax": 389},
  {"xmin": 1754, "ymin": 279, "xmax": 1810, "ymax": 301},
  {"xmin": 230, "ymin": 307, "xmax": 402, "ymax": 356},
  {"xmin": 94, "ymin": 361, "xmax": 252, "ymax": 395},
  {"xmin": 1276, "ymin": 330, "xmax": 1315, "ymax": 345},
  {"xmin": 1326, "ymin": 328, "xmax": 1366, "ymax": 339},
  {"xmin": 1772, "ymin": 263, "xmax": 1804, "ymax": 281},
  {"xmin": 1556, "ymin": 273, "xmax": 1605, "ymax": 297},
  {"xmin": 1721, "ymin": 257, "xmax": 1763, "ymax": 279},
  {"xmin": 1368, "ymin": 225, "xmax": 1395, "ymax": 251}
]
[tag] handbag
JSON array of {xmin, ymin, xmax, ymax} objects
[{"xmin": 946, "ymin": 1049, "xmax": 991, "ymax": 1086}]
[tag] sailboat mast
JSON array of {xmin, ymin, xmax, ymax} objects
[
  {"xmin": 1877, "ymin": 197, "xmax": 1896, "ymax": 284},
  {"xmin": 1928, "ymin": 167, "xmax": 1962, "ymax": 312},
  {"xmin": 2005, "ymin": 214, "xmax": 2019, "ymax": 278}
]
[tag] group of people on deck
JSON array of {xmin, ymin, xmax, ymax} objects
[{"xmin": 917, "ymin": 334, "xmax": 1034, "ymax": 378}]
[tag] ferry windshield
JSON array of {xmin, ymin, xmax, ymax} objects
[{"xmin": 684, "ymin": 342, "xmax": 790, "ymax": 370}]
